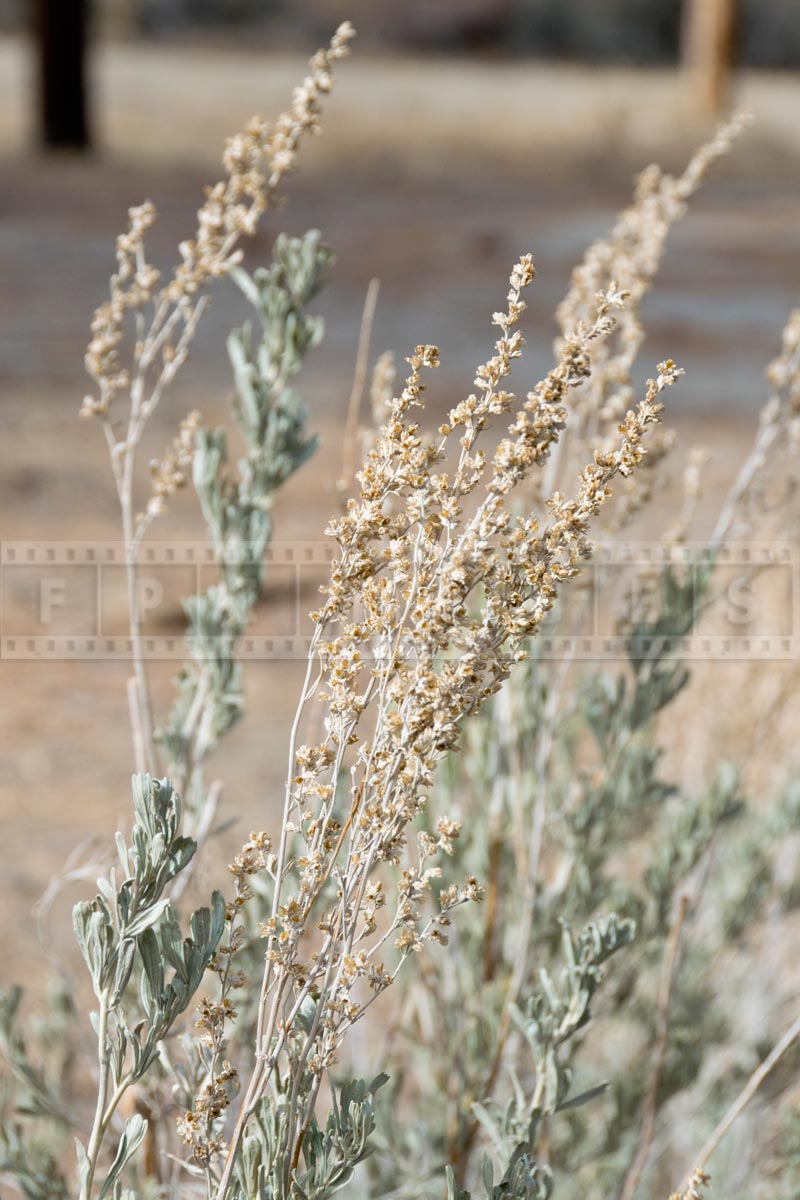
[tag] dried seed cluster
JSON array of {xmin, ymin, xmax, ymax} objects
[
  {"xmin": 143, "ymin": 408, "xmax": 202, "ymax": 523},
  {"xmin": 217, "ymin": 242, "xmax": 683, "ymax": 1188},
  {"xmin": 81, "ymin": 21, "xmax": 354, "ymax": 423},
  {"xmin": 179, "ymin": 832, "xmax": 273, "ymax": 1167}
]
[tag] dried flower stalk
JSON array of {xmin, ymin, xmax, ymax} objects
[
  {"xmin": 211, "ymin": 245, "xmax": 681, "ymax": 1192},
  {"xmin": 80, "ymin": 22, "xmax": 355, "ymax": 779}
]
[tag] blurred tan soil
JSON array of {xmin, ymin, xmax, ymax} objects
[{"xmin": 1, "ymin": 36, "xmax": 800, "ymax": 988}]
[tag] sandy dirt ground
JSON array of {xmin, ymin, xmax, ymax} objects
[{"xmin": 2, "ymin": 36, "xmax": 800, "ymax": 991}]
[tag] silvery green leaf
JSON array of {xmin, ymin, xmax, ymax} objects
[
  {"xmin": 122, "ymin": 897, "xmax": 170, "ymax": 939},
  {"xmin": 72, "ymin": 902, "xmax": 92, "ymax": 969},
  {"xmin": 227, "ymin": 332, "xmax": 261, "ymax": 434},
  {"xmin": 200, "ymin": 889, "xmax": 227, "ymax": 955},
  {"xmin": 229, "ymin": 264, "xmax": 262, "ymax": 310},
  {"xmin": 159, "ymin": 908, "xmax": 187, "ymax": 979},
  {"xmin": 111, "ymin": 938, "xmax": 136, "ymax": 1007},
  {"xmin": 137, "ymin": 926, "xmax": 161, "ymax": 995},
  {"xmin": 73, "ymin": 898, "xmax": 114, "ymax": 991},
  {"xmin": 96, "ymin": 874, "xmax": 116, "ymax": 906},
  {"xmin": 168, "ymin": 836, "xmax": 196, "ymax": 879},
  {"xmin": 111, "ymin": 1027, "xmax": 128, "ymax": 1083},
  {"xmin": 296, "ymin": 992, "xmax": 319, "ymax": 1035},
  {"xmin": 97, "ymin": 1114, "xmax": 147, "ymax": 1200}
]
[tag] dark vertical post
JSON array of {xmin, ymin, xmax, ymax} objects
[
  {"xmin": 682, "ymin": 0, "xmax": 737, "ymax": 116},
  {"xmin": 33, "ymin": 0, "xmax": 92, "ymax": 149}
]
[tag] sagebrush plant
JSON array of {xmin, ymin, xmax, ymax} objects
[{"xmin": 2, "ymin": 21, "xmax": 800, "ymax": 1200}]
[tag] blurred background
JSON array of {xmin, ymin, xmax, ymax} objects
[
  {"xmin": 2, "ymin": 0, "xmax": 800, "ymax": 981},
  {"xmin": 7, "ymin": 0, "xmax": 800, "ymax": 64}
]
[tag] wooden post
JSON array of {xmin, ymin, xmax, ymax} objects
[
  {"xmin": 33, "ymin": 0, "xmax": 92, "ymax": 149},
  {"xmin": 682, "ymin": 0, "xmax": 737, "ymax": 116},
  {"xmin": 101, "ymin": 0, "xmax": 138, "ymax": 38}
]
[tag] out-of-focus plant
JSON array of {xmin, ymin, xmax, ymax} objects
[
  {"xmin": 2, "ymin": 24, "xmax": 353, "ymax": 1199},
  {"xmin": 365, "ymin": 287, "xmax": 800, "ymax": 1200},
  {"xmin": 71, "ymin": 775, "xmax": 225, "ymax": 1200},
  {"xmin": 160, "ymin": 230, "xmax": 332, "ymax": 852}
]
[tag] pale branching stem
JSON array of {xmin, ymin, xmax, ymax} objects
[
  {"xmin": 217, "ymin": 948, "xmax": 338, "ymax": 1197},
  {"xmin": 482, "ymin": 817, "xmax": 503, "ymax": 986},
  {"xmin": 80, "ymin": 978, "xmax": 143, "ymax": 1199},
  {"xmin": 109, "ymin": 293, "xmax": 200, "ymax": 777},
  {"xmin": 177, "ymin": 699, "xmax": 219, "ymax": 833},
  {"xmin": 126, "ymin": 676, "xmax": 148, "ymax": 777},
  {"xmin": 340, "ymin": 277, "xmax": 381, "ymax": 494},
  {"xmin": 216, "ymin": 629, "xmax": 326, "ymax": 1197},
  {"xmin": 257, "ymin": 626, "xmax": 325, "ymax": 1045},
  {"xmin": 81, "ymin": 986, "xmax": 112, "ymax": 1200},
  {"xmin": 504, "ymin": 700, "xmax": 531, "ymax": 883},
  {"xmin": 455, "ymin": 642, "xmax": 575, "ymax": 1180},
  {"xmin": 226, "ymin": 710, "xmax": 409, "ymax": 1191},
  {"xmin": 285, "ymin": 948, "xmax": 341, "ymax": 1177},
  {"xmin": 700, "ymin": 307, "xmax": 800, "ymax": 565},
  {"xmin": 179, "ymin": 671, "xmax": 213, "ymax": 760},
  {"xmin": 686, "ymin": 1010, "xmax": 800, "ymax": 1182},
  {"xmin": 84, "ymin": 24, "xmax": 355, "ymax": 783},
  {"xmin": 618, "ymin": 893, "xmax": 690, "ymax": 1200},
  {"xmin": 245, "ymin": 731, "xmax": 386, "ymax": 1164},
  {"xmin": 291, "ymin": 1071, "xmax": 326, "ymax": 1177},
  {"xmin": 141, "ymin": 299, "xmax": 209, "ymax": 427},
  {"xmin": 121, "ymin": 453, "xmax": 158, "ymax": 777},
  {"xmin": 708, "ymin": 415, "xmax": 781, "ymax": 556},
  {"xmin": 512, "ymin": 641, "xmax": 576, "ymax": 986},
  {"xmin": 76, "ymin": 26, "xmax": 357, "ymax": 1196}
]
